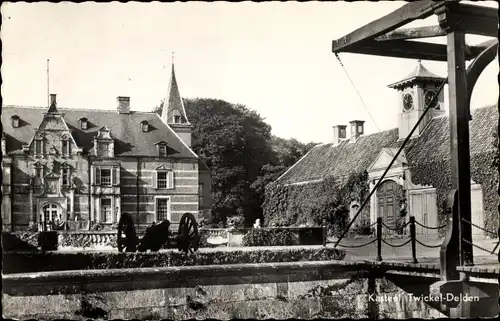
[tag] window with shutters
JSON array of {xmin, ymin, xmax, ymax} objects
[
  {"xmin": 93, "ymin": 166, "xmax": 119, "ymax": 186},
  {"xmin": 154, "ymin": 170, "xmax": 174, "ymax": 189},
  {"xmin": 156, "ymin": 198, "xmax": 169, "ymax": 221}
]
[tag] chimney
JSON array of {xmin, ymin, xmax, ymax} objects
[
  {"xmin": 117, "ymin": 96, "xmax": 130, "ymax": 114},
  {"xmin": 349, "ymin": 120, "xmax": 365, "ymax": 142},
  {"xmin": 332, "ymin": 125, "xmax": 347, "ymax": 146},
  {"xmin": 50, "ymin": 94, "xmax": 57, "ymax": 106}
]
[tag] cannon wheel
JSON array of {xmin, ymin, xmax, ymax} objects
[
  {"xmin": 117, "ymin": 213, "xmax": 138, "ymax": 252},
  {"xmin": 177, "ymin": 213, "xmax": 200, "ymax": 254}
]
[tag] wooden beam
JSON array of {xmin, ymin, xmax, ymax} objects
[
  {"xmin": 332, "ymin": 0, "xmax": 449, "ymax": 53},
  {"xmin": 375, "ymin": 26, "xmax": 447, "ymax": 41},
  {"xmin": 466, "ymin": 39, "xmax": 498, "ymax": 107},
  {"xmin": 437, "ymin": 3, "xmax": 498, "ymax": 37},
  {"xmin": 345, "ymin": 39, "xmax": 483, "ymax": 62},
  {"xmin": 446, "ymin": 30, "xmax": 474, "ymax": 266}
]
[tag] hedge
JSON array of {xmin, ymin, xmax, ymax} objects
[
  {"xmin": 242, "ymin": 229, "xmax": 296, "ymax": 246},
  {"xmin": 3, "ymin": 248, "xmax": 346, "ymax": 274}
]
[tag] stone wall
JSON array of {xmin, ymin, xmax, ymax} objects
[{"xmin": 3, "ymin": 261, "xmax": 450, "ymax": 320}]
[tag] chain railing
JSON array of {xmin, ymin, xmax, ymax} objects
[
  {"xmin": 335, "ymin": 215, "xmax": 449, "ymax": 263},
  {"xmin": 461, "ymin": 218, "xmax": 500, "ymax": 255}
]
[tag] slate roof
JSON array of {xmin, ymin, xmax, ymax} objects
[
  {"xmin": 276, "ymin": 105, "xmax": 497, "ymax": 185},
  {"xmin": 388, "ymin": 60, "xmax": 445, "ymax": 89},
  {"xmin": 1, "ymin": 105, "xmax": 198, "ymax": 159}
]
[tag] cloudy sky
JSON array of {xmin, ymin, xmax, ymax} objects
[{"xmin": 2, "ymin": 1, "xmax": 498, "ymax": 144}]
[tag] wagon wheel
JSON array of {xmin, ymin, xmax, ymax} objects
[
  {"xmin": 177, "ymin": 213, "xmax": 200, "ymax": 254},
  {"xmin": 117, "ymin": 213, "xmax": 138, "ymax": 252}
]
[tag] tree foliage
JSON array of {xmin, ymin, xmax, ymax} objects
[{"xmin": 154, "ymin": 98, "xmax": 316, "ymax": 227}]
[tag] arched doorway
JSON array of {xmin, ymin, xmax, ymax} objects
[{"xmin": 376, "ymin": 180, "xmax": 402, "ymax": 233}]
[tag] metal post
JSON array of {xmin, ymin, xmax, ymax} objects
[
  {"xmin": 376, "ymin": 217, "xmax": 382, "ymax": 261},
  {"xmin": 447, "ymin": 30, "xmax": 474, "ymax": 266},
  {"xmin": 409, "ymin": 216, "xmax": 418, "ymax": 264}
]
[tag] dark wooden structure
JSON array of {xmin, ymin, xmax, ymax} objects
[{"xmin": 332, "ymin": 0, "xmax": 498, "ymax": 317}]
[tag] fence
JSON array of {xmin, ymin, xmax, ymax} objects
[{"xmin": 335, "ymin": 216, "xmax": 499, "ymax": 263}]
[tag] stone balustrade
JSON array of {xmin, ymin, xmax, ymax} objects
[{"xmin": 58, "ymin": 231, "xmax": 117, "ymax": 250}]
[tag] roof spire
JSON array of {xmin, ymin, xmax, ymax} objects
[{"xmin": 161, "ymin": 54, "xmax": 190, "ymax": 125}]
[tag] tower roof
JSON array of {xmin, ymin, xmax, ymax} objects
[
  {"xmin": 161, "ymin": 58, "xmax": 190, "ymax": 125},
  {"xmin": 387, "ymin": 60, "xmax": 444, "ymax": 89}
]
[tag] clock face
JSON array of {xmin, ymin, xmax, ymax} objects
[
  {"xmin": 403, "ymin": 93, "xmax": 414, "ymax": 110},
  {"xmin": 424, "ymin": 90, "xmax": 439, "ymax": 109}
]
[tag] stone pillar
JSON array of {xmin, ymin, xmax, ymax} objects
[
  {"xmin": 29, "ymin": 188, "xmax": 34, "ymax": 225},
  {"xmin": 70, "ymin": 189, "xmax": 75, "ymax": 219},
  {"xmin": 95, "ymin": 196, "xmax": 100, "ymax": 223}
]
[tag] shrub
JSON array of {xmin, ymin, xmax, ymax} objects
[
  {"xmin": 242, "ymin": 228, "xmax": 296, "ymax": 246},
  {"xmin": 3, "ymin": 247, "xmax": 346, "ymax": 274},
  {"xmin": 226, "ymin": 215, "xmax": 244, "ymax": 228}
]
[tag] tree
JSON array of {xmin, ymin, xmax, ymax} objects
[{"xmin": 154, "ymin": 98, "xmax": 317, "ymax": 227}]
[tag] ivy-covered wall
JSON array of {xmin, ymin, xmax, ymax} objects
[
  {"xmin": 410, "ymin": 151, "xmax": 499, "ymax": 236},
  {"xmin": 263, "ymin": 172, "xmax": 370, "ymax": 235}
]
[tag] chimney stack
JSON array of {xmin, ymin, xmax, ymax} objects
[
  {"xmin": 50, "ymin": 94, "xmax": 57, "ymax": 106},
  {"xmin": 349, "ymin": 120, "xmax": 365, "ymax": 142},
  {"xmin": 333, "ymin": 125, "xmax": 347, "ymax": 146},
  {"xmin": 117, "ymin": 96, "xmax": 131, "ymax": 114}
]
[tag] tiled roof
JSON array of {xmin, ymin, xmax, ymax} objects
[
  {"xmin": 1, "ymin": 105, "xmax": 198, "ymax": 158},
  {"xmin": 276, "ymin": 105, "xmax": 497, "ymax": 185}
]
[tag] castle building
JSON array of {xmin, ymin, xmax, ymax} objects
[
  {"xmin": 1, "ymin": 63, "xmax": 211, "ymax": 232},
  {"xmin": 271, "ymin": 60, "xmax": 497, "ymax": 237}
]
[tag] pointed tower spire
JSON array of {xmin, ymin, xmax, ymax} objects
[
  {"xmin": 161, "ymin": 55, "xmax": 193, "ymax": 147},
  {"xmin": 161, "ymin": 53, "xmax": 190, "ymax": 126}
]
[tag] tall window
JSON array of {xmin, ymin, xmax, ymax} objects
[
  {"xmin": 35, "ymin": 167, "xmax": 43, "ymax": 186},
  {"xmin": 174, "ymin": 115, "xmax": 181, "ymax": 123},
  {"xmin": 62, "ymin": 139, "xmax": 70, "ymax": 155},
  {"xmin": 100, "ymin": 169, "xmax": 111, "ymax": 186},
  {"xmin": 101, "ymin": 198, "xmax": 112, "ymax": 223},
  {"xmin": 199, "ymin": 183, "xmax": 204, "ymax": 206},
  {"xmin": 156, "ymin": 198, "xmax": 169, "ymax": 221},
  {"xmin": 62, "ymin": 168, "xmax": 70, "ymax": 186},
  {"xmin": 35, "ymin": 139, "xmax": 42, "ymax": 155},
  {"xmin": 157, "ymin": 172, "xmax": 168, "ymax": 189}
]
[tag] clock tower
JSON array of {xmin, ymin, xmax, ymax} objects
[{"xmin": 388, "ymin": 60, "xmax": 445, "ymax": 140}]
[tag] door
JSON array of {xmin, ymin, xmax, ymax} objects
[
  {"xmin": 40, "ymin": 203, "xmax": 61, "ymax": 231},
  {"xmin": 410, "ymin": 189, "xmax": 438, "ymax": 236},
  {"xmin": 101, "ymin": 199, "xmax": 113, "ymax": 223},
  {"xmin": 377, "ymin": 180, "xmax": 401, "ymax": 234}
]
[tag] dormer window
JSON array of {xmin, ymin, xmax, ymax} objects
[
  {"xmin": 159, "ymin": 145, "xmax": 167, "ymax": 157},
  {"xmin": 79, "ymin": 118, "xmax": 88, "ymax": 130},
  {"xmin": 339, "ymin": 127, "xmax": 346, "ymax": 138},
  {"xmin": 141, "ymin": 121, "xmax": 149, "ymax": 132},
  {"xmin": 173, "ymin": 110, "xmax": 182, "ymax": 124},
  {"xmin": 94, "ymin": 126, "xmax": 114, "ymax": 158},
  {"xmin": 11, "ymin": 115, "xmax": 20, "ymax": 128}
]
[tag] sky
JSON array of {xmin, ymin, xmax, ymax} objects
[{"xmin": 1, "ymin": 1, "xmax": 498, "ymax": 144}]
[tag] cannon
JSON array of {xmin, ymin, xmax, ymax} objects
[{"xmin": 117, "ymin": 212, "xmax": 200, "ymax": 254}]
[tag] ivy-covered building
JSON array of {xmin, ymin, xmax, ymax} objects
[
  {"xmin": 265, "ymin": 60, "xmax": 497, "ymax": 237},
  {"xmin": 1, "ymin": 63, "xmax": 212, "ymax": 232}
]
